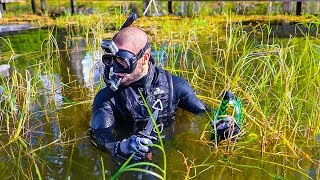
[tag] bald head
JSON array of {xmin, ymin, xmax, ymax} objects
[{"xmin": 113, "ymin": 26, "xmax": 149, "ymax": 54}]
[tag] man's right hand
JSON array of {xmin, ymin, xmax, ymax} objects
[{"xmin": 115, "ymin": 135, "xmax": 153, "ymax": 160}]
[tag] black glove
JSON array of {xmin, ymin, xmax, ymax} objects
[
  {"xmin": 114, "ymin": 135, "xmax": 153, "ymax": 161},
  {"xmin": 211, "ymin": 115, "xmax": 240, "ymax": 142}
]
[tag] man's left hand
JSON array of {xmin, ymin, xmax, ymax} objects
[{"xmin": 211, "ymin": 115, "xmax": 240, "ymax": 141}]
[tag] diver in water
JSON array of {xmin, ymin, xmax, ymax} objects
[{"xmin": 89, "ymin": 25, "xmax": 240, "ymax": 161}]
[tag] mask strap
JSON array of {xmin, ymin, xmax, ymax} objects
[{"xmin": 133, "ymin": 42, "xmax": 151, "ymax": 64}]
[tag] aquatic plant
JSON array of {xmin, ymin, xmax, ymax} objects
[
  {"xmin": 158, "ymin": 14, "xmax": 320, "ymax": 179},
  {"xmin": 0, "ymin": 28, "xmax": 89, "ymax": 178}
]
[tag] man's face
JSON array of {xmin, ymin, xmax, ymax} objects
[
  {"xmin": 115, "ymin": 56, "xmax": 147, "ymax": 86},
  {"xmin": 107, "ymin": 39, "xmax": 150, "ymax": 87}
]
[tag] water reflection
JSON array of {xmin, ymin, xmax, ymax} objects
[
  {"xmin": 39, "ymin": 74, "xmax": 64, "ymax": 109},
  {"xmin": 29, "ymin": 74, "xmax": 64, "ymax": 147},
  {"xmin": 63, "ymin": 38, "xmax": 104, "ymax": 88},
  {"xmin": 0, "ymin": 64, "xmax": 10, "ymax": 77},
  {"xmin": 65, "ymin": 38, "xmax": 87, "ymax": 85},
  {"xmin": 28, "ymin": 71, "xmax": 106, "ymax": 179},
  {"xmin": 81, "ymin": 51, "xmax": 104, "ymax": 88},
  {"xmin": 151, "ymin": 46, "xmax": 168, "ymax": 66},
  {"xmin": 0, "ymin": 85, "xmax": 3, "ymax": 94}
]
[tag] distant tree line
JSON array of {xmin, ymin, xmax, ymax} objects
[
  {"xmin": 28, "ymin": 0, "xmax": 306, "ymax": 16},
  {"xmin": 30, "ymin": 0, "xmax": 76, "ymax": 15},
  {"xmin": 0, "ymin": 0, "xmax": 317, "ymax": 17}
]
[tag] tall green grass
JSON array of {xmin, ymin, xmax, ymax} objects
[
  {"xmin": 0, "ymin": 28, "xmax": 83, "ymax": 178},
  {"xmin": 89, "ymin": 14, "xmax": 319, "ymax": 179},
  {"xmin": 149, "ymin": 14, "xmax": 320, "ymax": 178}
]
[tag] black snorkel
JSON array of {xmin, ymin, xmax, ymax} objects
[
  {"xmin": 120, "ymin": 13, "xmax": 138, "ymax": 30},
  {"xmin": 101, "ymin": 13, "xmax": 138, "ymax": 91}
]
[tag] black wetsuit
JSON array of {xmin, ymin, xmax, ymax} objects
[{"xmin": 90, "ymin": 58, "xmax": 207, "ymax": 154}]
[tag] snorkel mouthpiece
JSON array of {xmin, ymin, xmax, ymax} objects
[{"xmin": 109, "ymin": 74, "xmax": 122, "ymax": 91}]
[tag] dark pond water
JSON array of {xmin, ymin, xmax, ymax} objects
[{"xmin": 0, "ymin": 26, "xmax": 319, "ymax": 179}]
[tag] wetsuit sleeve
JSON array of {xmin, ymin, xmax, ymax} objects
[
  {"xmin": 90, "ymin": 87, "xmax": 118, "ymax": 154},
  {"xmin": 172, "ymin": 75, "xmax": 208, "ymax": 114}
]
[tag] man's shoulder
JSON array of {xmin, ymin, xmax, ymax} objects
[
  {"xmin": 171, "ymin": 74, "xmax": 188, "ymax": 85},
  {"xmin": 154, "ymin": 66, "xmax": 181, "ymax": 80},
  {"xmin": 94, "ymin": 87, "xmax": 117, "ymax": 104},
  {"xmin": 154, "ymin": 65, "xmax": 166, "ymax": 73},
  {"xmin": 153, "ymin": 66, "xmax": 189, "ymax": 86},
  {"xmin": 170, "ymin": 74, "xmax": 193, "ymax": 98}
]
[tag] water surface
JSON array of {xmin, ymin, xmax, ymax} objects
[{"xmin": 0, "ymin": 26, "xmax": 319, "ymax": 179}]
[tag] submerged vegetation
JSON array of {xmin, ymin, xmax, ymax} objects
[{"xmin": 0, "ymin": 2, "xmax": 320, "ymax": 179}]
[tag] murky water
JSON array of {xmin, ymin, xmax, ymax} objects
[{"xmin": 0, "ymin": 26, "xmax": 319, "ymax": 179}]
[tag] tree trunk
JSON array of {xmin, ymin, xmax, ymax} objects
[
  {"xmin": 31, "ymin": 0, "xmax": 37, "ymax": 14},
  {"xmin": 217, "ymin": 2, "xmax": 224, "ymax": 14},
  {"xmin": 296, "ymin": 1, "xmax": 302, "ymax": 15},
  {"xmin": 317, "ymin": 0, "xmax": 320, "ymax": 15},
  {"xmin": 282, "ymin": 0, "xmax": 293, "ymax": 14},
  {"xmin": 1, "ymin": 3, "xmax": 5, "ymax": 11},
  {"xmin": 40, "ymin": 0, "xmax": 47, "ymax": 14},
  {"xmin": 71, "ymin": 0, "xmax": 76, "ymax": 15},
  {"xmin": 267, "ymin": 2, "xmax": 272, "ymax": 15},
  {"xmin": 0, "ymin": 4, "xmax": 3, "ymax": 19},
  {"xmin": 168, "ymin": 0, "xmax": 174, "ymax": 14},
  {"xmin": 143, "ymin": 0, "xmax": 149, "ymax": 16},
  {"xmin": 180, "ymin": 1, "xmax": 185, "ymax": 15}
]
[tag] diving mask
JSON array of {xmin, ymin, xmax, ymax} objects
[
  {"xmin": 101, "ymin": 40, "xmax": 150, "ymax": 74},
  {"xmin": 101, "ymin": 39, "xmax": 150, "ymax": 91}
]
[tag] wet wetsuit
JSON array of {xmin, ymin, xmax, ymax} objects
[{"xmin": 90, "ymin": 57, "xmax": 207, "ymax": 154}]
